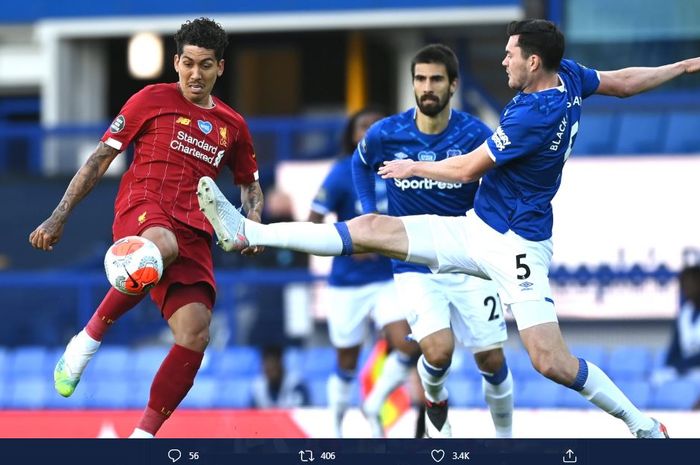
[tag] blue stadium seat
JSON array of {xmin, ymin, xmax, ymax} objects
[
  {"xmin": 650, "ymin": 379, "xmax": 700, "ymax": 410},
  {"xmin": 83, "ymin": 380, "xmax": 131, "ymax": 409},
  {"xmin": 569, "ymin": 345, "xmax": 607, "ymax": 371},
  {"xmin": 283, "ymin": 347, "xmax": 305, "ymax": 375},
  {"xmin": 651, "ymin": 348, "xmax": 668, "ymax": 370},
  {"xmin": 197, "ymin": 349, "xmax": 220, "ymax": 377},
  {"xmin": 90, "ymin": 346, "xmax": 131, "ymax": 379},
  {"xmin": 574, "ymin": 113, "xmax": 619, "ymax": 155},
  {"xmin": 557, "ymin": 387, "xmax": 594, "ymax": 409},
  {"xmin": 0, "ymin": 373, "xmax": 6, "ymax": 408},
  {"xmin": 517, "ymin": 379, "xmax": 563, "ymax": 408},
  {"xmin": 614, "ymin": 113, "xmax": 667, "ymax": 154},
  {"xmin": 180, "ymin": 377, "xmax": 219, "ymax": 408},
  {"xmin": 302, "ymin": 347, "xmax": 336, "ymax": 379},
  {"xmin": 127, "ymin": 381, "xmax": 153, "ymax": 409},
  {"xmin": 616, "ymin": 381, "xmax": 652, "ymax": 409},
  {"xmin": 8, "ymin": 377, "xmax": 50, "ymax": 409},
  {"xmin": 308, "ymin": 378, "xmax": 328, "ymax": 407},
  {"xmin": 607, "ymin": 346, "xmax": 653, "ymax": 382},
  {"xmin": 0, "ymin": 347, "xmax": 7, "ymax": 378},
  {"xmin": 132, "ymin": 346, "xmax": 169, "ymax": 378},
  {"xmin": 506, "ymin": 349, "xmax": 537, "ymax": 380},
  {"xmin": 214, "ymin": 377, "xmax": 254, "ymax": 408},
  {"xmin": 445, "ymin": 378, "xmax": 479, "ymax": 407},
  {"xmin": 663, "ymin": 112, "xmax": 700, "ymax": 153},
  {"xmin": 216, "ymin": 346, "xmax": 261, "ymax": 377},
  {"xmin": 9, "ymin": 346, "xmax": 48, "ymax": 377}
]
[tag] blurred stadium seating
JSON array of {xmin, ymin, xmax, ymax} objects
[{"xmin": 0, "ymin": 344, "xmax": 687, "ymax": 410}]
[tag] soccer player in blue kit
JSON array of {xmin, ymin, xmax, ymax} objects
[
  {"xmin": 352, "ymin": 45, "xmax": 513, "ymax": 438},
  {"xmin": 308, "ymin": 107, "xmax": 421, "ymax": 438},
  {"xmin": 198, "ymin": 19, "xmax": 700, "ymax": 437}
]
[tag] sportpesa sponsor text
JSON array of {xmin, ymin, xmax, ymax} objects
[{"xmin": 393, "ymin": 178, "xmax": 462, "ymax": 190}]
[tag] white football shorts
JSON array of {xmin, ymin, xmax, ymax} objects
[
  {"xmin": 326, "ymin": 280, "xmax": 404, "ymax": 348},
  {"xmin": 401, "ymin": 210, "xmax": 558, "ymax": 330},
  {"xmin": 393, "ymin": 271, "xmax": 507, "ymax": 351}
]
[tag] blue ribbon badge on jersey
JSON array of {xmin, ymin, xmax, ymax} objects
[
  {"xmin": 197, "ymin": 120, "xmax": 213, "ymax": 135},
  {"xmin": 418, "ymin": 151, "xmax": 436, "ymax": 161}
]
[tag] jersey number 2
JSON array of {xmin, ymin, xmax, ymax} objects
[{"xmin": 484, "ymin": 296, "xmax": 500, "ymax": 321}]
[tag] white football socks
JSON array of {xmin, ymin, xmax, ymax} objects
[
  {"xmin": 578, "ymin": 360, "xmax": 654, "ymax": 434},
  {"xmin": 245, "ymin": 221, "xmax": 345, "ymax": 256},
  {"xmin": 417, "ymin": 355, "xmax": 450, "ymax": 403},
  {"xmin": 128, "ymin": 428, "xmax": 154, "ymax": 438},
  {"xmin": 482, "ymin": 368, "xmax": 514, "ymax": 438}
]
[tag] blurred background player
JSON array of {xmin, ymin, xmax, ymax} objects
[
  {"xmin": 353, "ymin": 44, "xmax": 513, "ymax": 438},
  {"xmin": 197, "ymin": 19, "xmax": 700, "ymax": 438},
  {"xmin": 653, "ymin": 265, "xmax": 700, "ymax": 409},
  {"xmin": 251, "ymin": 345, "xmax": 310, "ymax": 408},
  {"xmin": 308, "ymin": 107, "xmax": 421, "ymax": 438},
  {"xmin": 28, "ymin": 17, "xmax": 263, "ymax": 438}
]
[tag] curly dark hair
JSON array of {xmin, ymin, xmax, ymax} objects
[
  {"xmin": 174, "ymin": 17, "xmax": 229, "ymax": 60},
  {"xmin": 342, "ymin": 106, "xmax": 386, "ymax": 154}
]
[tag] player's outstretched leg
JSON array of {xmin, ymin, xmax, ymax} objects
[
  {"xmin": 53, "ymin": 329, "xmax": 100, "ymax": 397},
  {"xmin": 197, "ymin": 176, "xmax": 416, "ymax": 261},
  {"xmin": 197, "ymin": 176, "xmax": 250, "ymax": 251}
]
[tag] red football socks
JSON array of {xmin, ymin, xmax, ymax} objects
[
  {"xmin": 137, "ymin": 344, "xmax": 204, "ymax": 435},
  {"xmin": 84, "ymin": 288, "xmax": 146, "ymax": 341}
]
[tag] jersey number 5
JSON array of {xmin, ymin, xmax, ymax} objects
[{"xmin": 516, "ymin": 253, "xmax": 531, "ymax": 279}]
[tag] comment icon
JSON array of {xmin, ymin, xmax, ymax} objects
[{"xmin": 167, "ymin": 449, "xmax": 182, "ymax": 463}]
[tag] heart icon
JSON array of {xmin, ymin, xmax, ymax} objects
[{"xmin": 431, "ymin": 449, "xmax": 445, "ymax": 463}]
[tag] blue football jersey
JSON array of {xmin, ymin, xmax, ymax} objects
[
  {"xmin": 311, "ymin": 156, "xmax": 393, "ymax": 286},
  {"xmin": 478, "ymin": 59, "xmax": 600, "ymax": 241},
  {"xmin": 356, "ymin": 108, "xmax": 492, "ymax": 273}
]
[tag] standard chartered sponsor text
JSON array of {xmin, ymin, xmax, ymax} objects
[
  {"xmin": 394, "ymin": 178, "xmax": 463, "ymax": 190},
  {"xmin": 171, "ymin": 130, "xmax": 223, "ymax": 166}
]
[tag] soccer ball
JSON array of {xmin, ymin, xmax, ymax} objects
[{"xmin": 104, "ymin": 236, "xmax": 163, "ymax": 295}]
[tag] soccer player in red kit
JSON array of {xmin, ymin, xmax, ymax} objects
[{"xmin": 28, "ymin": 18, "xmax": 263, "ymax": 438}]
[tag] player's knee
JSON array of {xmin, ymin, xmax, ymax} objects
[
  {"xmin": 347, "ymin": 214, "xmax": 380, "ymax": 241},
  {"xmin": 143, "ymin": 228, "xmax": 179, "ymax": 266},
  {"xmin": 474, "ymin": 348, "xmax": 504, "ymax": 374},
  {"xmin": 176, "ymin": 325, "xmax": 210, "ymax": 352},
  {"xmin": 336, "ymin": 346, "xmax": 360, "ymax": 371},
  {"xmin": 422, "ymin": 346, "xmax": 452, "ymax": 368}
]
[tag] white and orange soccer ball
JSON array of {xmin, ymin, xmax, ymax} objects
[{"xmin": 104, "ymin": 236, "xmax": 163, "ymax": 295}]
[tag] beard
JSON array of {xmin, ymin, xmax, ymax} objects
[{"xmin": 415, "ymin": 93, "xmax": 450, "ymax": 117}]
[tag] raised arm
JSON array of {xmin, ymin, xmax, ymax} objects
[
  {"xmin": 29, "ymin": 141, "xmax": 119, "ymax": 251},
  {"xmin": 596, "ymin": 57, "xmax": 700, "ymax": 98},
  {"xmin": 378, "ymin": 142, "xmax": 495, "ymax": 184}
]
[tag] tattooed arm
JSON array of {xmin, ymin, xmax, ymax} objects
[
  {"xmin": 29, "ymin": 142, "xmax": 120, "ymax": 251},
  {"xmin": 239, "ymin": 180, "xmax": 265, "ymax": 255}
]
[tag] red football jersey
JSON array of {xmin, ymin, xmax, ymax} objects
[{"xmin": 101, "ymin": 83, "xmax": 258, "ymax": 235}]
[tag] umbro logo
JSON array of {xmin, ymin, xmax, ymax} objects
[{"xmin": 393, "ymin": 152, "xmax": 409, "ymax": 159}]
